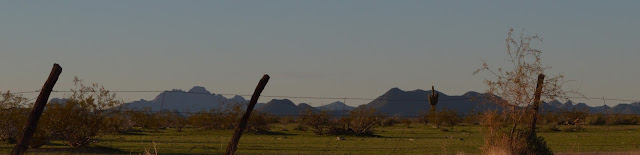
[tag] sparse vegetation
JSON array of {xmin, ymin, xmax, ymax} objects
[
  {"xmin": 1, "ymin": 121, "xmax": 639, "ymax": 154},
  {"xmin": 0, "ymin": 66, "xmax": 636, "ymax": 154},
  {"xmin": 43, "ymin": 77, "xmax": 123, "ymax": 147},
  {"xmin": 474, "ymin": 28, "xmax": 570, "ymax": 154},
  {"xmin": 418, "ymin": 109, "xmax": 461, "ymax": 128},
  {"xmin": 298, "ymin": 107, "xmax": 383, "ymax": 136},
  {"xmin": 0, "ymin": 91, "xmax": 29, "ymax": 144}
]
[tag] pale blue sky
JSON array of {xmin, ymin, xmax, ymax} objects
[{"xmin": 1, "ymin": 1, "xmax": 638, "ymax": 106}]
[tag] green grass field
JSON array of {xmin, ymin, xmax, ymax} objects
[{"xmin": 2, "ymin": 124, "xmax": 640, "ymax": 154}]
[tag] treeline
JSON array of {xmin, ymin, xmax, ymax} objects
[
  {"xmin": 2, "ymin": 78, "xmax": 640, "ymax": 149},
  {"xmin": 3, "ymin": 95, "xmax": 640, "ymax": 149}
]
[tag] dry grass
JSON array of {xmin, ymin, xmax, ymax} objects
[{"xmin": 143, "ymin": 140, "xmax": 157, "ymax": 155}]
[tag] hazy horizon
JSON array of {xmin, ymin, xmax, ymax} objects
[{"xmin": 1, "ymin": 1, "xmax": 639, "ymax": 107}]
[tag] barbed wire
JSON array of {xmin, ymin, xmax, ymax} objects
[
  {"xmin": 3, "ymin": 106, "xmax": 640, "ymax": 118},
  {"xmin": 1, "ymin": 105, "xmax": 639, "ymax": 153},
  {"xmin": 0, "ymin": 89, "xmax": 632, "ymax": 104}
]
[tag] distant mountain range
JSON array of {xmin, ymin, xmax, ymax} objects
[
  {"xmin": 360, "ymin": 88, "xmax": 640, "ymax": 116},
  {"xmin": 121, "ymin": 86, "xmax": 250, "ymax": 113},
  {"xmin": 51, "ymin": 86, "xmax": 640, "ymax": 116}
]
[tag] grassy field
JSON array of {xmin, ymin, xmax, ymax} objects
[{"xmin": 2, "ymin": 124, "xmax": 640, "ymax": 154}]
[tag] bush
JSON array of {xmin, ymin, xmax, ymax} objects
[
  {"xmin": 586, "ymin": 114, "xmax": 607, "ymax": 125},
  {"xmin": 608, "ymin": 114, "xmax": 640, "ymax": 125},
  {"xmin": 247, "ymin": 111, "xmax": 277, "ymax": 133},
  {"xmin": 480, "ymin": 111, "xmax": 553, "ymax": 155},
  {"xmin": 0, "ymin": 108, "xmax": 28, "ymax": 142},
  {"xmin": 42, "ymin": 77, "xmax": 123, "ymax": 147},
  {"xmin": 186, "ymin": 104, "xmax": 274, "ymax": 133},
  {"xmin": 541, "ymin": 123, "xmax": 560, "ymax": 132},
  {"xmin": 0, "ymin": 91, "xmax": 28, "ymax": 142},
  {"xmin": 342, "ymin": 107, "xmax": 384, "ymax": 135},
  {"xmin": 46, "ymin": 98, "xmax": 105, "ymax": 147},
  {"xmin": 380, "ymin": 117, "xmax": 399, "ymax": 127},
  {"xmin": 299, "ymin": 107, "xmax": 383, "ymax": 136},
  {"xmin": 102, "ymin": 109, "xmax": 136, "ymax": 133},
  {"xmin": 561, "ymin": 125, "xmax": 583, "ymax": 132},
  {"xmin": 417, "ymin": 109, "xmax": 460, "ymax": 128},
  {"xmin": 298, "ymin": 110, "xmax": 336, "ymax": 135}
]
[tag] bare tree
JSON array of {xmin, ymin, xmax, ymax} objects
[{"xmin": 474, "ymin": 28, "xmax": 570, "ymax": 154}]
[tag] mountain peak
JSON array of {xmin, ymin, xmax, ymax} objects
[
  {"xmin": 188, "ymin": 86, "xmax": 211, "ymax": 94},
  {"xmin": 389, "ymin": 87, "xmax": 404, "ymax": 92},
  {"xmin": 230, "ymin": 95, "xmax": 247, "ymax": 103},
  {"xmin": 316, "ymin": 101, "xmax": 355, "ymax": 111},
  {"xmin": 257, "ymin": 99, "xmax": 300, "ymax": 116},
  {"xmin": 462, "ymin": 91, "xmax": 483, "ymax": 97}
]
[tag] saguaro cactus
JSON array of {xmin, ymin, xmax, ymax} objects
[{"xmin": 428, "ymin": 86, "xmax": 439, "ymax": 112}]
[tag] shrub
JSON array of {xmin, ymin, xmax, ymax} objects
[
  {"xmin": 342, "ymin": 107, "xmax": 384, "ymax": 135},
  {"xmin": 474, "ymin": 29, "xmax": 565, "ymax": 154},
  {"xmin": 0, "ymin": 91, "xmax": 28, "ymax": 142},
  {"xmin": 585, "ymin": 114, "xmax": 607, "ymax": 125},
  {"xmin": 417, "ymin": 109, "xmax": 460, "ymax": 128},
  {"xmin": 561, "ymin": 125, "xmax": 583, "ymax": 132},
  {"xmin": 608, "ymin": 114, "xmax": 640, "ymax": 125},
  {"xmin": 298, "ymin": 110, "xmax": 336, "ymax": 135},
  {"xmin": 102, "ymin": 109, "xmax": 136, "ymax": 133},
  {"xmin": 43, "ymin": 77, "xmax": 122, "ymax": 147},
  {"xmin": 186, "ymin": 104, "xmax": 274, "ymax": 133},
  {"xmin": 47, "ymin": 98, "xmax": 105, "ymax": 147},
  {"xmin": 299, "ymin": 107, "xmax": 383, "ymax": 136},
  {"xmin": 380, "ymin": 117, "xmax": 399, "ymax": 127},
  {"xmin": 0, "ymin": 108, "xmax": 28, "ymax": 142},
  {"xmin": 247, "ymin": 111, "xmax": 277, "ymax": 133},
  {"xmin": 541, "ymin": 123, "xmax": 560, "ymax": 132}
]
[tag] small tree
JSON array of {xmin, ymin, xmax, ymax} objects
[
  {"xmin": 46, "ymin": 77, "xmax": 122, "ymax": 147},
  {"xmin": 0, "ymin": 91, "xmax": 28, "ymax": 143},
  {"xmin": 298, "ymin": 110, "xmax": 335, "ymax": 135},
  {"xmin": 299, "ymin": 107, "xmax": 383, "ymax": 136},
  {"xmin": 474, "ymin": 28, "xmax": 569, "ymax": 154},
  {"xmin": 342, "ymin": 107, "xmax": 384, "ymax": 136}
]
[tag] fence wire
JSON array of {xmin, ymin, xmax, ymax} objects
[{"xmin": 1, "ymin": 89, "xmax": 640, "ymax": 154}]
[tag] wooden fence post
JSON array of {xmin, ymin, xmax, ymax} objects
[
  {"xmin": 225, "ymin": 74, "xmax": 270, "ymax": 155},
  {"xmin": 12, "ymin": 64, "xmax": 62, "ymax": 155},
  {"xmin": 529, "ymin": 74, "xmax": 545, "ymax": 135}
]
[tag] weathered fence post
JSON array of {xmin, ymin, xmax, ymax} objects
[
  {"xmin": 529, "ymin": 74, "xmax": 545, "ymax": 135},
  {"xmin": 12, "ymin": 64, "xmax": 62, "ymax": 155},
  {"xmin": 225, "ymin": 74, "xmax": 270, "ymax": 155}
]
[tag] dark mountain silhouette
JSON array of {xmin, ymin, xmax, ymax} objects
[
  {"xmin": 119, "ymin": 86, "xmax": 248, "ymax": 113},
  {"xmin": 540, "ymin": 100, "xmax": 640, "ymax": 114},
  {"xmin": 255, "ymin": 99, "xmax": 300, "ymax": 116},
  {"xmin": 297, "ymin": 103, "xmax": 321, "ymax": 114},
  {"xmin": 316, "ymin": 101, "xmax": 355, "ymax": 111},
  {"xmin": 360, "ymin": 88, "xmax": 501, "ymax": 116},
  {"xmin": 360, "ymin": 87, "xmax": 640, "ymax": 116},
  {"xmin": 113, "ymin": 86, "xmax": 639, "ymax": 116}
]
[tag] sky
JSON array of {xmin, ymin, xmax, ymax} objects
[{"xmin": 1, "ymin": 1, "xmax": 639, "ymax": 107}]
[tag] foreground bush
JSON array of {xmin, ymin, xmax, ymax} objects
[
  {"xmin": 46, "ymin": 98, "xmax": 105, "ymax": 147},
  {"xmin": 43, "ymin": 77, "xmax": 122, "ymax": 147},
  {"xmin": 475, "ymin": 29, "xmax": 563, "ymax": 154},
  {"xmin": 0, "ymin": 91, "xmax": 28, "ymax": 142}
]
